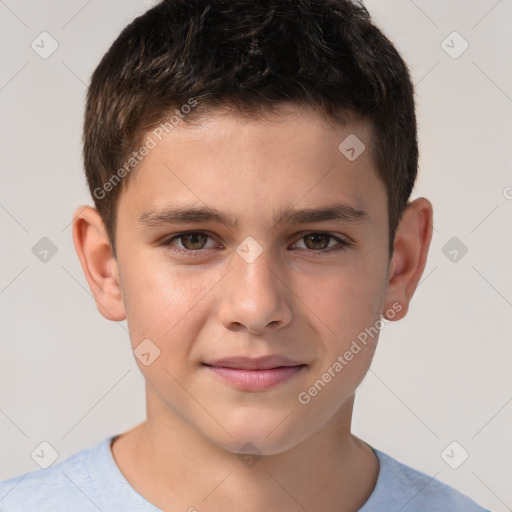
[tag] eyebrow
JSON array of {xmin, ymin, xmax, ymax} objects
[{"xmin": 138, "ymin": 202, "xmax": 370, "ymax": 231}]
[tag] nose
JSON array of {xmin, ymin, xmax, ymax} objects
[{"xmin": 217, "ymin": 245, "xmax": 293, "ymax": 335}]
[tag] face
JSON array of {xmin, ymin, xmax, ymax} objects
[{"xmin": 114, "ymin": 105, "xmax": 393, "ymax": 455}]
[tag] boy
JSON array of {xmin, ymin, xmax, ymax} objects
[{"xmin": 0, "ymin": 0, "xmax": 491, "ymax": 510}]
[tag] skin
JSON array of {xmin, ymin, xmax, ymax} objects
[{"xmin": 73, "ymin": 104, "xmax": 433, "ymax": 511}]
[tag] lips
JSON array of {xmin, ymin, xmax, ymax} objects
[
  {"xmin": 205, "ymin": 355, "xmax": 303, "ymax": 370},
  {"xmin": 203, "ymin": 355, "xmax": 306, "ymax": 391}
]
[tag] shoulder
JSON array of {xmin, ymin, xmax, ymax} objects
[
  {"xmin": 359, "ymin": 447, "xmax": 491, "ymax": 512},
  {"xmin": 0, "ymin": 437, "xmax": 112, "ymax": 511}
]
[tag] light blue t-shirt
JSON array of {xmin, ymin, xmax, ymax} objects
[{"xmin": 0, "ymin": 435, "xmax": 490, "ymax": 511}]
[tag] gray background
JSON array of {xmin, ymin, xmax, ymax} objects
[{"xmin": 0, "ymin": 1, "xmax": 511, "ymax": 510}]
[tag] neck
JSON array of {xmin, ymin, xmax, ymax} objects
[{"xmin": 111, "ymin": 387, "xmax": 379, "ymax": 511}]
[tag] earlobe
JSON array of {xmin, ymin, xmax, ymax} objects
[
  {"xmin": 72, "ymin": 205, "xmax": 126, "ymax": 322},
  {"xmin": 382, "ymin": 197, "xmax": 433, "ymax": 321}
]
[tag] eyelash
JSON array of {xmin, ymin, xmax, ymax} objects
[{"xmin": 159, "ymin": 231, "xmax": 350, "ymax": 258}]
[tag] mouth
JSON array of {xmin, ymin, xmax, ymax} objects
[{"xmin": 202, "ymin": 356, "xmax": 307, "ymax": 391}]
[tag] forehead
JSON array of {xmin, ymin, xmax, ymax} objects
[{"xmin": 118, "ymin": 105, "xmax": 385, "ymax": 230}]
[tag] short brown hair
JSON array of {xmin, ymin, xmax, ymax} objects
[{"xmin": 83, "ymin": 0, "xmax": 418, "ymax": 257}]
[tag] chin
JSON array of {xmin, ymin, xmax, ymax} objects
[{"xmin": 204, "ymin": 412, "xmax": 308, "ymax": 457}]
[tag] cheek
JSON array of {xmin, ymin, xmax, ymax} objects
[
  {"xmin": 120, "ymin": 258, "xmax": 198, "ymax": 342},
  {"xmin": 302, "ymin": 261, "xmax": 387, "ymax": 345},
  {"xmin": 296, "ymin": 275, "xmax": 385, "ymax": 418},
  {"xmin": 120, "ymin": 264, "xmax": 210, "ymax": 402},
  {"xmin": 120, "ymin": 259, "xmax": 231, "ymax": 371}
]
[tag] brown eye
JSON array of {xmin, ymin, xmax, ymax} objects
[
  {"xmin": 161, "ymin": 231, "xmax": 219, "ymax": 258},
  {"xmin": 291, "ymin": 232, "xmax": 349, "ymax": 255},
  {"xmin": 302, "ymin": 233, "xmax": 332, "ymax": 250},
  {"xmin": 176, "ymin": 232, "xmax": 209, "ymax": 250}
]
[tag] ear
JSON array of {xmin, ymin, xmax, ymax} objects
[
  {"xmin": 72, "ymin": 205, "xmax": 126, "ymax": 321},
  {"xmin": 382, "ymin": 197, "xmax": 433, "ymax": 321}
]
